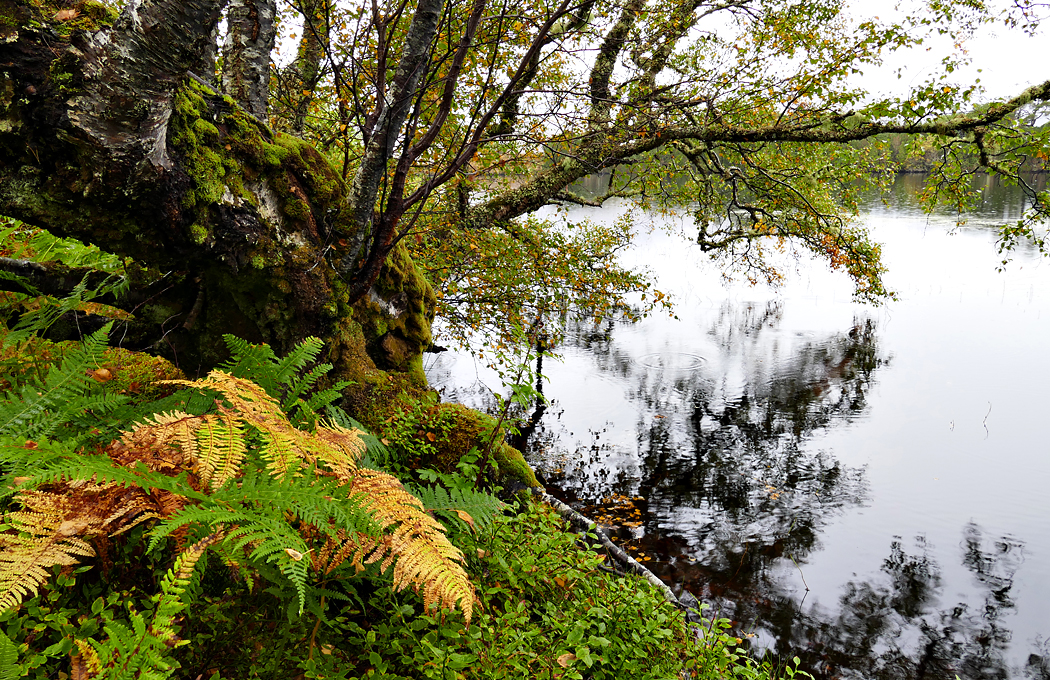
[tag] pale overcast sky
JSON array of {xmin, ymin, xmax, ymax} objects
[{"xmin": 844, "ymin": 0, "xmax": 1048, "ymax": 101}]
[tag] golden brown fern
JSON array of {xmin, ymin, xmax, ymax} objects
[
  {"xmin": 1, "ymin": 369, "xmax": 475, "ymax": 624},
  {"xmin": 0, "ymin": 483, "xmax": 164, "ymax": 609}
]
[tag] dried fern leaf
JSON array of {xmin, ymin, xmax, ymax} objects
[
  {"xmin": 0, "ymin": 479, "xmax": 176, "ymax": 611},
  {"xmin": 116, "ymin": 411, "xmax": 202, "ymax": 473},
  {"xmin": 70, "ymin": 639, "xmax": 100, "ymax": 680},
  {"xmin": 0, "ymin": 498, "xmax": 96, "ymax": 610},
  {"xmin": 343, "ymin": 468, "xmax": 475, "ymax": 624}
]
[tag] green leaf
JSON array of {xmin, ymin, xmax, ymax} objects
[{"xmin": 0, "ymin": 630, "xmax": 18, "ymax": 680}]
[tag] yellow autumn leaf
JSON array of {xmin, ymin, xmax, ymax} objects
[{"xmin": 454, "ymin": 510, "xmax": 476, "ymax": 529}]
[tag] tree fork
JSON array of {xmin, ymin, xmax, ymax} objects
[{"xmin": 0, "ymin": 1, "xmax": 431, "ymax": 377}]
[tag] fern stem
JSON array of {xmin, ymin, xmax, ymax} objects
[{"xmin": 307, "ymin": 594, "xmax": 326, "ymax": 660}]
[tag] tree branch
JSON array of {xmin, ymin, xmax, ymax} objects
[
  {"xmin": 465, "ymin": 79, "xmax": 1050, "ymax": 232},
  {"xmin": 223, "ymin": 0, "xmax": 277, "ymax": 121}
]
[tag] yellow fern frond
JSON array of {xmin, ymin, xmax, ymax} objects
[
  {"xmin": 340, "ymin": 468, "xmax": 475, "ymax": 624},
  {"xmin": 165, "ymin": 371, "xmax": 283, "ymax": 424},
  {"xmin": 0, "ymin": 483, "xmax": 171, "ymax": 610},
  {"xmin": 193, "ymin": 409, "xmax": 246, "ymax": 490},
  {"xmin": 71, "ymin": 639, "xmax": 101, "ymax": 679},
  {"xmin": 166, "ymin": 371, "xmax": 318, "ymax": 479},
  {"xmin": 0, "ymin": 493, "xmax": 97, "ymax": 610},
  {"xmin": 257, "ymin": 427, "xmax": 299, "ymax": 478},
  {"xmin": 149, "ymin": 530, "xmax": 228, "ymax": 643},
  {"xmin": 313, "ymin": 422, "xmax": 368, "ymax": 480}
]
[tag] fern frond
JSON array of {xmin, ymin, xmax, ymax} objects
[
  {"xmin": 0, "ymin": 628, "xmax": 19, "ymax": 680},
  {"xmin": 5, "ymin": 271, "xmax": 124, "ymax": 346},
  {"xmin": 0, "ymin": 323, "xmax": 114, "ymax": 438},
  {"xmin": 149, "ymin": 530, "xmax": 225, "ymax": 639},
  {"xmin": 0, "ymin": 481, "xmax": 176, "ymax": 610},
  {"xmin": 71, "ymin": 639, "xmax": 102, "ymax": 678},
  {"xmin": 411, "ymin": 484, "xmax": 506, "ymax": 531},
  {"xmin": 193, "ymin": 409, "xmax": 246, "ymax": 491},
  {"xmin": 8, "ymin": 453, "xmax": 207, "ymax": 505},
  {"xmin": 0, "ymin": 492, "xmax": 97, "ymax": 609},
  {"xmin": 0, "ymin": 435, "xmax": 77, "ymax": 481},
  {"xmin": 221, "ymin": 335, "xmax": 347, "ymax": 427},
  {"xmin": 343, "ymin": 467, "xmax": 475, "ymax": 624},
  {"xmin": 215, "ymin": 469, "xmax": 378, "ymax": 540},
  {"xmin": 85, "ymin": 612, "xmax": 176, "ymax": 680},
  {"xmin": 271, "ymin": 336, "xmax": 325, "ymax": 387},
  {"xmin": 325, "ymin": 406, "xmax": 391, "ymax": 466},
  {"xmin": 147, "ymin": 498, "xmax": 317, "ymax": 614},
  {"xmin": 281, "ymin": 362, "xmax": 330, "ymax": 407},
  {"xmin": 146, "ymin": 505, "xmax": 248, "ymax": 553},
  {"xmin": 220, "ymin": 335, "xmax": 279, "ymax": 394},
  {"xmin": 299, "ymin": 383, "xmax": 351, "ymax": 421},
  {"xmin": 118, "ymin": 411, "xmax": 201, "ymax": 471},
  {"xmin": 313, "ymin": 421, "xmax": 367, "ymax": 478}
]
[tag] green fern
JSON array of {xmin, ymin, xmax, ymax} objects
[
  {"xmin": 221, "ymin": 334, "xmax": 350, "ymax": 427},
  {"xmin": 325, "ymin": 405, "xmax": 392, "ymax": 468},
  {"xmin": 0, "ymin": 323, "xmax": 127, "ymax": 441},
  {"xmin": 1, "ymin": 334, "xmax": 479, "ymax": 678},
  {"xmin": 1, "ymin": 452, "xmax": 209, "ymax": 504},
  {"xmin": 78, "ymin": 533, "xmax": 222, "ymax": 680},
  {"xmin": 0, "ymin": 222, "xmax": 124, "ymax": 272},
  {"xmin": 146, "ymin": 471, "xmax": 381, "ymax": 613},
  {"xmin": 412, "ymin": 484, "xmax": 506, "ymax": 531},
  {"xmin": 3, "ymin": 274, "xmax": 125, "ymax": 347},
  {"xmin": 0, "ymin": 629, "xmax": 17, "ymax": 680},
  {"xmin": 0, "ymin": 222, "xmax": 126, "ymax": 348}
]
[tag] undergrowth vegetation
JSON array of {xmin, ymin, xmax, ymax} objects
[{"xmin": 0, "ymin": 320, "xmax": 801, "ymax": 678}]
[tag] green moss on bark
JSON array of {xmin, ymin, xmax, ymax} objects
[
  {"xmin": 351, "ymin": 242, "xmax": 436, "ymax": 379},
  {"xmin": 1, "ymin": 0, "xmax": 117, "ymax": 35}
]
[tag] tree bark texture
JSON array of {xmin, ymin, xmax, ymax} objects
[
  {"xmin": 223, "ymin": 0, "xmax": 277, "ymax": 121},
  {"xmin": 0, "ymin": 0, "xmax": 433, "ymax": 383}
]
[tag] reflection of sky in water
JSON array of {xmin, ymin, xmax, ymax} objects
[{"xmin": 425, "ymin": 176, "xmax": 1050, "ymax": 678}]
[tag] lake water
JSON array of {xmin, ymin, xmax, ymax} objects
[{"xmin": 425, "ymin": 174, "xmax": 1050, "ymax": 679}]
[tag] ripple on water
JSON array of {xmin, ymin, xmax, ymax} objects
[{"xmin": 633, "ymin": 352, "xmax": 707, "ymax": 371}]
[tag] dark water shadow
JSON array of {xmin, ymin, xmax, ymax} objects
[
  {"xmin": 510, "ymin": 311, "xmax": 1042, "ymax": 678},
  {"xmin": 779, "ymin": 525, "xmax": 1031, "ymax": 680}
]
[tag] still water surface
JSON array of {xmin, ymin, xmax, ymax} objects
[{"xmin": 426, "ymin": 175, "xmax": 1050, "ymax": 679}]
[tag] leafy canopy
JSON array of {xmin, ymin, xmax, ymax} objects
[{"xmin": 269, "ymin": 0, "xmax": 1049, "ymax": 361}]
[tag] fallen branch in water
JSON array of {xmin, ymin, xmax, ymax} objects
[{"xmin": 529, "ymin": 487, "xmax": 689, "ymax": 610}]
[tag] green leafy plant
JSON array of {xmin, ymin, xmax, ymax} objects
[
  {"xmin": 221, "ymin": 334, "xmax": 351, "ymax": 429},
  {"xmin": 0, "ymin": 334, "xmax": 489, "ymax": 678},
  {"xmin": 0, "ymin": 221, "xmax": 128, "ymax": 348},
  {"xmin": 0, "ymin": 322, "xmax": 127, "ymax": 443},
  {"xmin": 341, "ymin": 501, "xmax": 809, "ymax": 680}
]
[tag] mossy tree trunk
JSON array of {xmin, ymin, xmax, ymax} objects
[{"xmin": 0, "ymin": 0, "xmax": 439, "ymax": 387}]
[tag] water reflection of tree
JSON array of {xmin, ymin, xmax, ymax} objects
[
  {"xmin": 612, "ymin": 317, "xmax": 880, "ymax": 634},
  {"xmin": 433, "ymin": 306, "xmax": 1043, "ymax": 678},
  {"xmin": 771, "ymin": 524, "xmax": 1030, "ymax": 680},
  {"xmin": 525, "ymin": 313, "xmax": 879, "ymax": 636}
]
